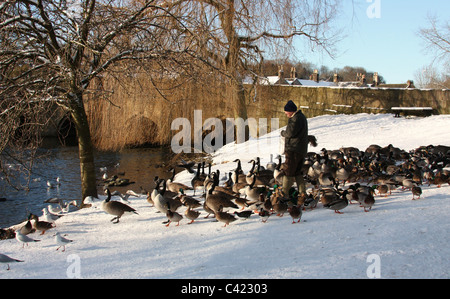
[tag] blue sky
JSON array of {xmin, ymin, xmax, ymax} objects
[{"xmin": 296, "ymin": 0, "xmax": 450, "ymax": 84}]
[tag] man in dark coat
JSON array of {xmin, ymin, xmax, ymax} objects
[{"xmin": 281, "ymin": 100, "xmax": 308, "ymax": 198}]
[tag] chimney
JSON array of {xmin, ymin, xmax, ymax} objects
[
  {"xmin": 406, "ymin": 80, "xmax": 415, "ymax": 89},
  {"xmin": 278, "ymin": 65, "xmax": 284, "ymax": 79},
  {"xmin": 373, "ymin": 72, "xmax": 379, "ymax": 86},
  {"xmin": 290, "ymin": 67, "xmax": 297, "ymax": 79},
  {"xmin": 312, "ymin": 69, "xmax": 319, "ymax": 83},
  {"xmin": 333, "ymin": 73, "xmax": 340, "ymax": 84}
]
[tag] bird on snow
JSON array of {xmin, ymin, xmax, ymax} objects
[
  {"xmin": 0, "ymin": 253, "xmax": 24, "ymax": 270},
  {"xmin": 54, "ymin": 232, "xmax": 73, "ymax": 252}
]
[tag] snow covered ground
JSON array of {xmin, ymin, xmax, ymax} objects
[{"xmin": 1, "ymin": 113, "xmax": 449, "ymax": 279}]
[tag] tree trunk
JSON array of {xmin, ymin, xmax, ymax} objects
[{"xmin": 70, "ymin": 94, "xmax": 98, "ymax": 206}]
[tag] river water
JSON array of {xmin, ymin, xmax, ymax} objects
[{"xmin": 0, "ymin": 145, "xmax": 177, "ymax": 228}]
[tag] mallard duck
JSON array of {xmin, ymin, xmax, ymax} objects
[
  {"xmin": 319, "ymin": 188, "xmax": 340, "ymax": 206},
  {"xmin": 234, "ymin": 210, "xmax": 253, "ymax": 219},
  {"xmin": 359, "ymin": 188, "xmax": 375, "ymax": 212},
  {"xmin": 412, "ymin": 186, "xmax": 422, "ymax": 200},
  {"xmin": 288, "ymin": 205, "xmax": 302, "ymax": 224},
  {"xmin": 374, "ymin": 184, "xmax": 391, "ymax": 197},
  {"xmin": 215, "ymin": 205, "xmax": 237, "ymax": 227},
  {"xmin": 401, "ymin": 179, "xmax": 416, "ymax": 190},
  {"xmin": 185, "ymin": 207, "xmax": 201, "ymax": 224},
  {"xmin": 258, "ymin": 208, "xmax": 270, "ymax": 223},
  {"xmin": 102, "ymin": 189, "xmax": 138, "ymax": 224},
  {"xmin": 178, "ymin": 190, "xmax": 202, "ymax": 209},
  {"xmin": 30, "ymin": 214, "xmax": 55, "ymax": 235},
  {"xmin": 272, "ymin": 197, "xmax": 288, "ymax": 217},
  {"xmin": 303, "ymin": 192, "xmax": 319, "ymax": 210},
  {"xmin": 324, "ymin": 190, "xmax": 349, "ymax": 214},
  {"xmin": 0, "ymin": 253, "xmax": 24, "ymax": 270},
  {"xmin": 20, "ymin": 214, "xmax": 34, "ymax": 235},
  {"xmin": 165, "ymin": 202, "xmax": 183, "ymax": 227}
]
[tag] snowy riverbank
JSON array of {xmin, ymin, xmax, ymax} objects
[{"xmin": 1, "ymin": 113, "xmax": 449, "ymax": 279}]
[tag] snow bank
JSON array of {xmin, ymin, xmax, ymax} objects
[{"xmin": 1, "ymin": 113, "xmax": 449, "ymax": 279}]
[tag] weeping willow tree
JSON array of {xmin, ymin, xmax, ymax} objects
[{"xmin": 0, "ymin": 0, "xmax": 207, "ymax": 201}]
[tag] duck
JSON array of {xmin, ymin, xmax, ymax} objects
[
  {"xmin": 167, "ymin": 168, "xmax": 193, "ymax": 193},
  {"xmin": 215, "ymin": 205, "xmax": 237, "ymax": 227},
  {"xmin": 288, "ymin": 204, "xmax": 302, "ymax": 224},
  {"xmin": 102, "ymin": 189, "xmax": 138, "ymax": 223},
  {"xmin": 0, "ymin": 253, "xmax": 24, "ymax": 270},
  {"xmin": 258, "ymin": 208, "xmax": 271, "ymax": 223},
  {"xmin": 359, "ymin": 188, "xmax": 375, "ymax": 212},
  {"xmin": 20, "ymin": 214, "xmax": 34, "ymax": 235},
  {"xmin": 177, "ymin": 189, "xmax": 202, "ymax": 209},
  {"xmin": 319, "ymin": 188, "xmax": 340, "ymax": 206},
  {"xmin": 233, "ymin": 210, "xmax": 254, "ymax": 219},
  {"xmin": 303, "ymin": 191, "xmax": 319, "ymax": 210},
  {"xmin": 374, "ymin": 184, "xmax": 391, "ymax": 197},
  {"xmin": 30, "ymin": 214, "xmax": 55, "ymax": 235},
  {"xmin": 324, "ymin": 190, "xmax": 349, "ymax": 214},
  {"xmin": 205, "ymin": 183, "xmax": 238, "ymax": 213},
  {"xmin": 272, "ymin": 196, "xmax": 288, "ymax": 217},
  {"xmin": 412, "ymin": 186, "xmax": 422, "ymax": 200},
  {"xmin": 184, "ymin": 207, "xmax": 201, "ymax": 224},
  {"xmin": 165, "ymin": 202, "xmax": 183, "ymax": 227}
]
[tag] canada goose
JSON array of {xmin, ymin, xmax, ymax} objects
[
  {"xmin": 191, "ymin": 163, "xmax": 204, "ymax": 195},
  {"xmin": 266, "ymin": 154, "xmax": 277, "ymax": 171},
  {"xmin": 54, "ymin": 232, "xmax": 73, "ymax": 252},
  {"xmin": 232, "ymin": 168, "xmax": 248, "ymax": 193},
  {"xmin": 215, "ymin": 205, "xmax": 237, "ymax": 227},
  {"xmin": 0, "ymin": 253, "xmax": 24, "ymax": 270},
  {"xmin": 167, "ymin": 168, "xmax": 193, "ymax": 193},
  {"xmin": 102, "ymin": 189, "xmax": 138, "ymax": 223},
  {"xmin": 242, "ymin": 174, "xmax": 267, "ymax": 202},
  {"xmin": 223, "ymin": 172, "xmax": 233, "ymax": 188},
  {"xmin": 202, "ymin": 201, "xmax": 215, "ymax": 218},
  {"xmin": 273, "ymin": 155, "xmax": 285, "ymax": 184},
  {"xmin": 30, "ymin": 214, "xmax": 55, "ymax": 235},
  {"xmin": 185, "ymin": 207, "xmax": 201, "ymax": 224},
  {"xmin": 231, "ymin": 159, "xmax": 245, "ymax": 183},
  {"xmin": 205, "ymin": 183, "xmax": 238, "ymax": 213},
  {"xmin": 159, "ymin": 179, "xmax": 183, "ymax": 212}
]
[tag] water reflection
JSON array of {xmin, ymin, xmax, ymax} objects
[{"xmin": 0, "ymin": 146, "xmax": 174, "ymax": 228}]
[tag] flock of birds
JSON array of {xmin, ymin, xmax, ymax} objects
[
  {"xmin": 1, "ymin": 142, "xmax": 449, "ymax": 270},
  {"xmin": 88, "ymin": 142, "xmax": 450, "ymax": 228}
]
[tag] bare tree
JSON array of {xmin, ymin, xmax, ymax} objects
[
  {"xmin": 0, "ymin": 0, "xmax": 198, "ymax": 201},
  {"xmin": 417, "ymin": 15, "xmax": 450, "ymax": 89},
  {"xmin": 183, "ymin": 0, "xmax": 341, "ymax": 138}
]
